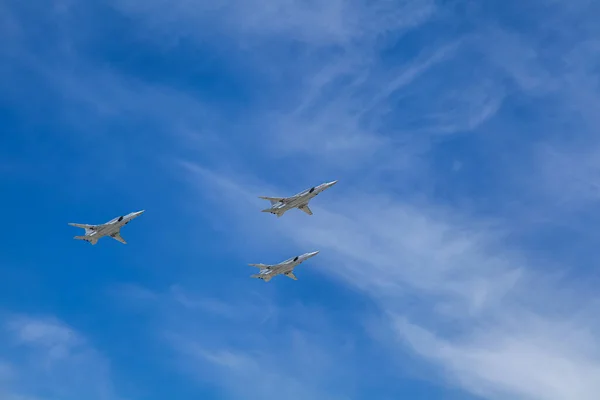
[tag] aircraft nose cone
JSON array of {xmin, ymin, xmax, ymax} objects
[{"xmin": 328, "ymin": 180, "xmax": 338, "ymax": 186}]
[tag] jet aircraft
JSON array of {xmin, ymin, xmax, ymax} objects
[
  {"xmin": 249, "ymin": 251, "xmax": 319, "ymax": 282},
  {"xmin": 259, "ymin": 180, "xmax": 337, "ymax": 217},
  {"xmin": 68, "ymin": 210, "xmax": 145, "ymax": 245}
]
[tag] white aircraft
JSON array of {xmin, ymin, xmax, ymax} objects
[
  {"xmin": 249, "ymin": 251, "xmax": 319, "ymax": 282},
  {"xmin": 68, "ymin": 210, "xmax": 145, "ymax": 245},
  {"xmin": 259, "ymin": 180, "xmax": 337, "ymax": 217}
]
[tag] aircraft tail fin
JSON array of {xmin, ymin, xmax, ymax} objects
[{"xmin": 74, "ymin": 236, "xmax": 97, "ymax": 245}]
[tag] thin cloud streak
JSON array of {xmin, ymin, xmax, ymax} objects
[
  {"xmin": 111, "ymin": 0, "xmax": 437, "ymax": 47},
  {"xmin": 155, "ymin": 5, "xmax": 600, "ymax": 398},
  {"xmin": 394, "ymin": 316, "xmax": 600, "ymax": 400},
  {"xmin": 116, "ymin": 284, "xmax": 362, "ymax": 400},
  {"xmin": 0, "ymin": 314, "xmax": 125, "ymax": 400},
  {"xmin": 98, "ymin": 0, "xmax": 600, "ymax": 398},
  {"xmin": 180, "ymin": 162, "xmax": 600, "ymax": 400},
  {"xmin": 109, "ymin": 0, "xmax": 507, "ymax": 169},
  {"xmin": 4, "ymin": 0, "xmax": 600, "ymax": 399}
]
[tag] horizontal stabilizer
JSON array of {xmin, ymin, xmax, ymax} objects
[
  {"xmin": 249, "ymin": 263, "xmax": 270, "ymax": 269},
  {"xmin": 74, "ymin": 236, "xmax": 97, "ymax": 245},
  {"xmin": 69, "ymin": 223, "xmax": 96, "ymax": 235},
  {"xmin": 261, "ymin": 209, "xmax": 284, "ymax": 218},
  {"xmin": 259, "ymin": 196, "xmax": 285, "ymax": 205},
  {"xmin": 251, "ymin": 274, "xmax": 272, "ymax": 282},
  {"xmin": 69, "ymin": 223, "xmax": 95, "ymax": 229}
]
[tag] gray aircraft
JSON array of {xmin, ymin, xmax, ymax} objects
[
  {"xmin": 259, "ymin": 180, "xmax": 338, "ymax": 217},
  {"xmin": 68, "ymin": 210, "xmax": 145, "ymax": 245},
  {"xmin": 249, "ymin": 251, "xmax": 319, "ymax": 282}
]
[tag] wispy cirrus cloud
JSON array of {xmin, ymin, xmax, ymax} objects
[
  {"xmin": 4, "ymin": 0, "xmax": 600, "ymax": 399},
  {"xmin": 178, "ymin": 158, "xmax": 600, "ymax": 400},
  {"xmin": 0, "ymin": 314, "xmax": 124, "ymax": 400},
  {"xmin": 394, "ymin": 316, "xmax": 600, "ymax": 400},
  {"xmin": 114, "ymin": 284, "xmax": 365, "ymax": 400},
  {"xmin": 111, "ymin": 0, "xmax": 437, "ymax": 47},
  {"xmin": 3, "ymin": 0, "xmax": 504, "ymax": 169},
  {"xmin": 107, "ymin": 0, "xmax": 600, "ymax": 398}
]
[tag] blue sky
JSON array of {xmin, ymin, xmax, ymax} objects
[{"xmin": 2, "ymin": 0, "xmax": 600, "ymax": 399}]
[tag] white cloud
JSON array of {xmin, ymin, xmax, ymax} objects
[
  {"xmin": 5, "ymin": 0, "xmax": 600, "ymax": 398},
  {"xmin": 181, "ymin": 162, "xmax": 524, "ymax": 312},
  {"xmin": 2, "ymin": 0, "xmax": 506, "ymax": 175},
  {"xmin": 170, "ymin": 336, "xmax": 355, "ymax": 400},
  {"xmin": 179, "ymin": 162, "xmax": 600, "ymax": 400},
  {"xmin": 69, "ymin": 0, "xmax": 600, "ymax": 397},
  {"xmin": 111, "ymin": 0, "xmax": 436, "ymax": 47},
  {"xmin": 261, "ymin": 41, "xmax": 469, "ymax": 164},
  {"xmin": 0, "ymin": 362, "xmax": 14, "ymax": 382},
  {"xmin": 51, "ymin": 0, "xmax": 502, "ymax": 172},
  {"xmin": 116, "ymin": 284, "xmax": 361, "ymax": 400},
  {"xmin": 0, "ymin": 315, "xmax": 124, "ymax": 400},
  {"xmin": 7, "ymin": 316, "xmax": 83, "ymax": 358},
  {"xmin": 394, "ymin": 317, "xmax": 600, "ymax": 400},
  {"xmin": 140, "ymin": 4, "xmax": 600, "ymax": 396}
]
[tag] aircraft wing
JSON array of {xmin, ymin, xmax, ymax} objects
[
  {"xmin": 298, "ymin": 204, "xmax": 313, "ymax": 215},
  {"xmin": 284, "ymin": 272, "xmax": 298, "ymax": 280},
  {"xmin": 110, "ymin": 232, "xmax": 127, "ymax": 244}
]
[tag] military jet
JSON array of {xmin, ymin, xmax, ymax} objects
[
  {"xmin": 249, "ymin": 251, "xmax": 319, "ymax": 282},
  {"xmin": 68, "ymin": 210, "xmax": 145, "ymax": 245},
  {"xmin": 259, "ymin": 180, "xmax": 337, "ymax": 217}
]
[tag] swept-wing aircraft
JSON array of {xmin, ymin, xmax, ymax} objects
[
  {"xmin": 249, "ymin": 251, "xmax": 319, "ymax": 282},
  {"xmin": 259, "ymin": 180, "xmax": 337, "ymax": 217},
  {"xmin": 68, "ymin": 210, "xmax": 145, "ymax": 245}
]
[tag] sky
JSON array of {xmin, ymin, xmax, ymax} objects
[{"xmin": 1, "ymin": 0, "xmax": 600, "ymax": 399}]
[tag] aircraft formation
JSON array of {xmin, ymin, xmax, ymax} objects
[{"xmin": 69, "ymin": 180, "xmax": 338, "ymax": 282}]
